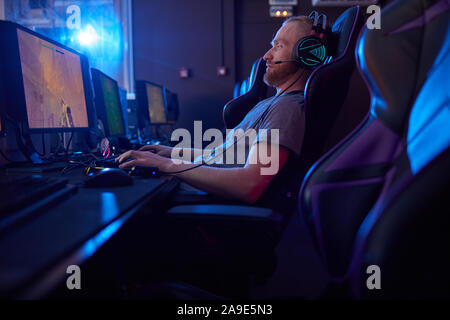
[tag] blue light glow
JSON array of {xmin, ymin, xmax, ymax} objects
[
  {"xmin": 31, "ymin": 2, "xmax": 124, "ymax": 87},
  {"xmin": 81, "ymin": 219, "xmax": 122, "ymax": 259},
  {"xmin": 100, "ymin": 192, "xmax": 120, "ymax": 224},
  {"xmin": 77, "ymin": 25, "xmax": 101, "ymax": 46},
  {"xmin": 406, "ymin": 28, "xmax": 450, "ymax": 174}
]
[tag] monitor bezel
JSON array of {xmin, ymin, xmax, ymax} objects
[
  {"xmin": 135, "ymin": 80, "xmax": 168, "ymax": 125},
  {"xmin": 91, "ymin": 68, "xmax": 126, "ymax": 138},
  {"xmin": 163, "ymin": 88, "xmax": 179, "ymax": 125},
  {"xmin": 0, "ymin": 20, "xmax": 94, "ymax": 134},
  {"xmin": 0, "ymin": 106, "xmax": 5, "ymax": 137}
]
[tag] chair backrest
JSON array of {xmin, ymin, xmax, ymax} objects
[
  {"xmin": 299, "ymin": 5, "xmax": 365, "ymax": 175},
  {"xmin": 299, "ymin": 0, "xmax": 450, "ymax": 298},
  {"xmin": 223, "ymin": 58, "xmax": 268, "ymax": 129},
  {"xmin": 233, "ymin": 81, "xmax": 242, "ymax": 99}
]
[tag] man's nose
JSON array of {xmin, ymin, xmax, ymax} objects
[{"xmin": 263, "ymin": 48, "xmax": 273, "ymax": 62}]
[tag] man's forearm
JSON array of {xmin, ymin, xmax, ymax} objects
[
  {"xmin": 167, "ymin": 162, "xmax": 259, "ymax": 203},
  {"xmin": 173, "ymin": 147, "xmax": 211, "ymax": 163}
]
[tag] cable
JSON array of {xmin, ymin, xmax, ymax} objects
[
  {"xmin": 15, "ymin": 127, "xmax": 31, "ymax": 161},
  {"xmin": 65, "ymin": 132, "xmax": 74, "ymax": 157},
  {"xmin": 26, "ymin": 135, "xmax": 45, "ymax": 157},
  {"xmin": 4, "ymin": 114, "xmax": 31, "ymax": 161}
]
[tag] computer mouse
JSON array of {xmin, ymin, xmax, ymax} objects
[{"xmin": 84, "ymin": 168, "xmax": 134, "ymax": 188}]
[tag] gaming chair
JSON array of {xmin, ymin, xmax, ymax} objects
[
  {"xmin": 299, "ymin": 0, "xmax": 450, "ymax": 299},
  {"xmin": 168, "ymin": 5, "xmax": 365, "ymax": 225}
]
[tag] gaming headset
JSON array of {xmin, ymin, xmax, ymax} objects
[{"xmin": 275, "ymin": 11, "xmax": 331, "ymax": 70}]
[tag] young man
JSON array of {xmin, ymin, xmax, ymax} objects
[{"xmin": 116, "ymin": 16, "xmax": 314, "ymax": 209}]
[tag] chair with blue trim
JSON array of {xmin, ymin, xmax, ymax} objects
[{"xmin": 299, "ymin": 0, "xmax": 450, "ymax": 299}]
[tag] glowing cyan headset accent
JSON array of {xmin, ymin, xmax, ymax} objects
[
  {"xmin": 297, "ymin": 37, "xmax": 327, "ymax": 67},
  {"xmin": 291, "ymin": 10, "xmax": 329, "ymax": 70}
]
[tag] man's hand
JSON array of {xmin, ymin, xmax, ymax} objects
[
  {"xmin": 138, "ymin": 144, "xmax": 173, "ymax": 158},
  {"xmin": 115, "ymin": 150, "xmax": 173, "ymax": 171}
]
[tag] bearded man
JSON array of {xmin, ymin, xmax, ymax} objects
[{"xmin": 117, "ymin": 16, "xmax": 314, "ymax": 212}]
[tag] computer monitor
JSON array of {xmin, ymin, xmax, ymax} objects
[
  {"xmin": 135, "ymin": 80, "xmax": 168, "ymax": 126},
  {"xmin": 91, "ymin": 68, "xmax": 126, "ymax": 137},
  {"xmin": 164, "ymin": 88, "xmax": 179, "ymax": 124},
  {"xmin": 0, "ymin": 21, "xmax": 94, "ymax": 133}
]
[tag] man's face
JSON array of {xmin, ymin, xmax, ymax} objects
[{"xmin": 263, "ymin": 22, "xmax": 309, "ymax": 88}]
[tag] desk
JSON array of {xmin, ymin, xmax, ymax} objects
[{"xmin": 0, "ymin": 169, "xmax": 179, "ymax": 299}]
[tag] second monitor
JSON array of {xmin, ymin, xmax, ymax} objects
[{"xmin": 91, "ymin": 68, "xmax": 126, "ymax": 138}]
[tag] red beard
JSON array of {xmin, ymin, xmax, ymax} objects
[{"xmin": 264, "ymin": 62, "xmax": 300, "ymax": 87}]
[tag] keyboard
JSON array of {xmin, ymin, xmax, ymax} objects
[
  {"xmin": 0, "ymin": 175, "xmax": 77, "ymax": 231},
  {"xmin": 5, "ymin": 161, "xmax": 68, "ymax": 174}
]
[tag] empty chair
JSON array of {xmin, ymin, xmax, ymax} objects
[{"xmin": 299, "ymin": 0, "xmax": 450, "ymax": 299}]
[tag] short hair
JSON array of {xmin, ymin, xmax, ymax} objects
[
  {"xmin": 282, "ymin": 15, "xmax": 313, "ymax": 35},
  {"xmin": 283, "ymin": 15, "xmax": 332, "ymax": 47}
]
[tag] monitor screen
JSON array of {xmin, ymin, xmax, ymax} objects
[
  {"xmin": 94, "ymin": 72, "xmax": 126, "ymax": 136},
  {"xmin": 17, "ymin": 28, "xmax": 90, "ymax": 131},
  {"xmin": 145, "ymin": 82, "xmax": 167, "ymax": 124}
]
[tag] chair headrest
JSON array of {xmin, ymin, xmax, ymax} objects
[
  {"xmin": 331, "ymin": 6, "xmax": 363, "ymax": 58},
  {"xmin": 223, "ymin": 58, "xmax": 267, "ymax": 129}
]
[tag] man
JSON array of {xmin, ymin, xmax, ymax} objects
[{"xmin": 116, "ymin": 16, "xmax": 314, "ymax": 209}]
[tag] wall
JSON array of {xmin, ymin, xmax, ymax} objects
[
  {"xmin": 133, "ymin": 0, "xmax": 236, "ymax": 134},
  {"xmin": 133, "ymin": 0, "xmax": 371, "ymax": 144}
]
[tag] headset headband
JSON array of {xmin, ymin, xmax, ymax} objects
[
  {"xmin": 290, "ymin": 10, "xmax": 330, "ymax": 70},
  {"xmin": 309, "ymin": 11, "xmax": 328, "ymax": 38}
]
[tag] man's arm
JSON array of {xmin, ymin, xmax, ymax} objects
[
  {"xmin": 139, "ymin": 144, "xmax": 206, "ymax": 161},
  {"xmin": 117, "ymin": 142, "xmax": 290, "ymax": 203}
]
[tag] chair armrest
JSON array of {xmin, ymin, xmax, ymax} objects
[{"xmin": 167, "ymin": 204, "xmax": 282, "ymax": 225}]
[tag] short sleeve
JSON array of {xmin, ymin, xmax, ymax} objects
[{"xmin": 255, "ymin": 94, "xmax": 305, "ymax": 157}]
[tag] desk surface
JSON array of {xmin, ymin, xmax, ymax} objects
[{"xmin": 0, "ymin": 169, "xmax": 179, "ymax": 299}]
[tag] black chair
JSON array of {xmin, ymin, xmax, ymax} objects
[
  {"xmin": 224, "ymin": 57, "xmax": 268, "ymax": 129},
  {"xmin": 299, "ymin": 0, "xmax": 450, "ymax": 299}
]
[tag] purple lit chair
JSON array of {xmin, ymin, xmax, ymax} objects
[{"xmin": 299, "ymin": 0, "xmax": 450, "ymax": 299}]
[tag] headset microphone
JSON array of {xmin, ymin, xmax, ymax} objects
[{"xmin": 273, "ymin": 60, "xmax": 298, "ymax": 64}]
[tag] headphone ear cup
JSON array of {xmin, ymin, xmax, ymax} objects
[{"xmin": 293, "ymin": 36, "xmax": 327, "ymax": 70}]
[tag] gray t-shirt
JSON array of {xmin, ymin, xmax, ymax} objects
[
  {"xmin": 184, "ymin": 90, "xmax": 305, "ymax": 214},
  {"xmin": 202, "ymin": 90, "xmax": 305, "ymax": 167}
]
